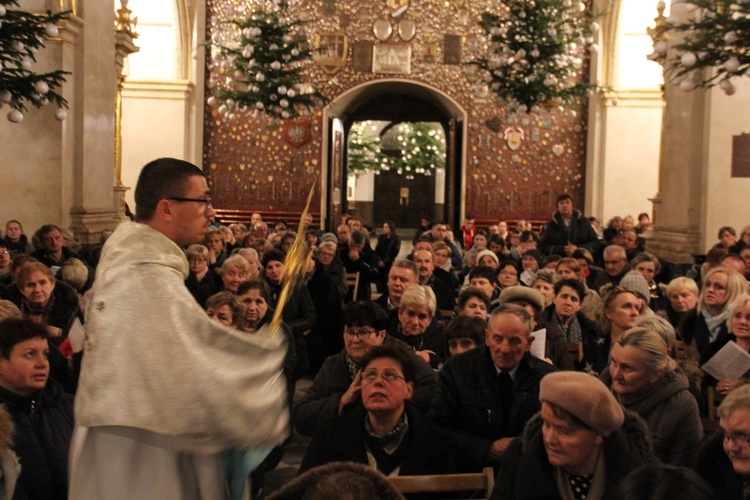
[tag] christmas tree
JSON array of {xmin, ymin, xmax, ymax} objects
[
  {"xmin": 0, "ymin": 0, "xmax": 69, "ymax": 123},
  {"xmin": 206, "ymin": 4, "xmax": 325, "ymax": 120},
  {"xmin": 473, "ymin": 0, "xmax": 601, "ymax": 113}
]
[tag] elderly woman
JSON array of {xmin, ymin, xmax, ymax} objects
[
  {"xmin": 195, "ymin": 254, "xmax": 251, "ymax": 307},
  {"xmin": 316, "ymin": 240, "xmax": 349, "ymax": 301},
  {"xmin": 696, "ymin": 385, "xmax": 750, "ymax": 499},
  {"xmin": 531, "ymin": 268, "xmax": 556, "ymax": 308},
  {"xmin": 184, "ymin": 244, "xmax": 217, "ymax": 300},
  {"xmin": 701, "ymin": 293, "xmax": 750, "ymax": 394},
  {"xmin": 664, "ymin": 276, "xmax": 699, "ymax": 328},
  {"xmin": 631, "ymin": 252, "xmax": 668, "ymax": 313},
  {"xmin": 8, "ymin": 261, "xmax": 80, "ymax": 343},
  {"xmin": 605, "ymin": 327, "xmax": 701, "ymax": 465},
  {"xmin": 390, "ymin": 284, "xmax": 445, "ymax": 369},
  {"xmin": 3, "ymin": 220, "xmax": 35, "ymax": 255},
  {"xmin": 300, "ymin": 344, "xmax": 455, "ymax": 476},
  {"xmin": 679, "ymin": 266, "xmax": 747, "ymax": 360},
  {"xmin": 294, "ymin": 301, "xmax": 437, "ymax": 437},
  {"xmin": 492, "ymin": 371, "xmax": 653, "ymax": 499},
  {"xmin": 0, "ymin": 319, "xmax": 75, "ymax": 498}
]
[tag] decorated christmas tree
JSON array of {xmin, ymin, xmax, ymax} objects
[
  {"xmin": 665, "ymin": 0, "xmax": 750, "ymax": 95},
  {"xmin": 206, "ymin": 3, "xmax": 325, "ymax": 120},
  {"xmin": 0, "ymin": 0, "xmax": 69, "ymax": 123},
  {"xmin": 473, "ymin": 0, "xmax": 602, "ymax": 113}
]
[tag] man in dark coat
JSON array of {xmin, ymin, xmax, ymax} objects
[
  {"xmin": 539, "ymin": 194, "xmax": 600, "ymax": 257},
  {"xmin": 340, "ymin": 231, "xmax": 379, "ymax": 301},
  {"xmin": 429, "ymin": 304, "xmax": 557, "ymax": 472}
]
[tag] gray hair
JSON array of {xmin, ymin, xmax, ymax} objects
[
  {"xmin": 717, "ymin": 384, "xmax": 750, "ymax": 419},
  {"xmin": 489, "ymin": 303, "xmax": 532, "ymax": 336},
  {"xmin": 635, "ymin": 315, "xmax": 676, "ymax": 350},
  {"xmin": 399, "ymin": 284, "xmax": 437, "ymax": 316}
]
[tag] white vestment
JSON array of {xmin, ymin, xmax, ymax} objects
[{"xmin": 69, "ymin": 222, "xmax": 289, "ymax": 499}]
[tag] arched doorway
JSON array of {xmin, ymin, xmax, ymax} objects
[{"xmin": 321, "ymin": 80, "xmax": 467, "ymax": 233}]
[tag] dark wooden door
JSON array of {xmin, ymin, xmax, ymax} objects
[{"xmin": 373, "ymin": 169, "xmax": 434, "ymax": 230}]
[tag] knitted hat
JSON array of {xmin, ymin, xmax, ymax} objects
[
  {"xmin": 476, "ymin": 249, "xmax": 499, "ymax": 267},
  {"xmin": 499, "ymin": 286, "xmax": 545, "ymax": 312},
  {"xmin": 619, "ymin": 270, "xmax": 650, "ymax": 302},
  {"xmin": 540, "ymin": 371, "xmax": 624, "ymax": 437},
  {"xmin": 320, "ymin": 232, "xmax": 338, "ymax": 243}
]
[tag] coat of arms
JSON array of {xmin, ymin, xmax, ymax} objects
[
  {"xmin": 283, "ymin": 119, "xmax": 311, "ymax": 148},
  {"xmin": 314, "ymin": 33, "xmax": 349, "ymax": 74},
  {"xmin": 504, "ymin": 127, "xmax": 525, "ymax": 151}
]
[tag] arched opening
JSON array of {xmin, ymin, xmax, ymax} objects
[{"xmin": 321, "ymin": 80, "xmax": 467, "ymax": 233}]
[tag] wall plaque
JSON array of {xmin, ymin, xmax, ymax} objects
[
  {"xmin": 352, "ymin": 41, "xmax": 374, "ymax": 72},
  {"xmin": 732, "ymin": 133, "xmax": 750, "ymax": 177},
  {"xmin": 443, "ymin": 35, "xmax": 461, "ymax": 64},
  {"xmin": 373, "ymin": 44, "xmax": 412, "ymax": 74}
]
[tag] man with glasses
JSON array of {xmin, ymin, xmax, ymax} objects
[
  {"xmin": 70, "ymin": 158, "xmax": 290, "ymax": 497},
  {"xmin": 300, "ymin": 343, "xmax": 455, "ymax": 475},
  {"xmin": 594, "ymin": 244, "xmax": 631, "ymax": 294},
  {"xmin": 696, "ymin": 385, "xmax": 750, "ymax": 499},
  {"xmin": 294, "ymin": 301, "xmax": 437, "ymax": 437}
]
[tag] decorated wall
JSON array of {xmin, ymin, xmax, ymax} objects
[{"xmin": 203, "ymin": 0, "xmax": 592, "ymax": 225}]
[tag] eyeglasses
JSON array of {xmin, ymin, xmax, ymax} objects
[
  {"xmin": 499, "ymin": 270, "xmax": 517, "ymax": 277},
  {"xmin": 318, "ymin": 251, "xmax": 335, "ymax": 258},
  {"xmin": 344, "ymin": 328, "xmax": 377, "ymax": 339},
  {"xmin": 361, "ymin": 368, "xmax": 406, "ymax": 383},
  {"xmin": 722, "ymin": 431, "xmax": 750, "ymax": 447},
  {"xmin": 604, "ymin": 259, "xmax": 625, "ymax": 266},
  {"xmin": 0, "ymin": 250, "xmax": 9, "ymax": 255},
  {"xmin": 188, "ymin": 258, "xmax": 207, "ymax": 263},
  {"xmin": 168, "ymin": 197, "xmax": 213, "ymax": 208}
]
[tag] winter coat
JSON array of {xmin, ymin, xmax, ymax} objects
[
  {"xmin": 491, "ymin": 410, "xmax": 654, "ymax": 500},
  {"xmin": 604, "ymin": 367, "xmax": 701, "ymax": 465},
  {"xmin": 679, "ymin": 308, "xmax": 730, "ymax": 360},
  {"xmin": 428, "ymin": 347, "xmax": 557, "ymax": 472},
  {"xmin": 300, "ymin": 404, "xmax": 456, "ymax": 476},
  {"xmin": 0, "ymin": 406, "xmax": 20, "ymax": 500},
  {"xmin": 293, "ymin": 337, "xmax": 438, "ymax": 437},
  {"xmin": 539, "ymin": 210, "xmax": 600, "ymax": 257},
  {"xmin": 305, "ymin": 263, "xmax": 344, "ymax": 374},
  {"xmin": 0, "ymin": 380, "xmax": 74, "ymax": 500},
  {"xmin": 2, "ymin": 235, "xmax": 33, "ymax": 256},
  {"xmin": 696, "ymin": 431, "xmax": 746, "ymax": 500}
]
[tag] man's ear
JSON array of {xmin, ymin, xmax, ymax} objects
[{"xmin": 154, "ymin": 199, "xmax": 173, "ymax": 221}]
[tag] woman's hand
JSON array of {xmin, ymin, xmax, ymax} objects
[
  {"xmin": 717, "ymin": 379, "xmax": 741, "ymax": 395},
  {"xmin": 338, "ymin": 371, "xmax": 363, "ymax": 414},
  {"xmin": 47, "ymin": 326, "xmax": 63, "ymax": 338},
  {"xmin": 414, "ymin": 350, "xmax": 435, "ymax": 364}
]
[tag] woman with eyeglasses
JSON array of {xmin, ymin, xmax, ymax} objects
[
  {"xmin": 299, "ymin": 343, "xmax": 455, "ymax": 476},
  {"xmin": 293, "ymin": 301, "xmax": 438, "ymax": 438},
  {"xmin": 184, "ymin": 244, "xmax": 217, "ymax": 301},
  {"xmin": 679, "ymin": 266, "xmax": 747, "ymax": 361}
]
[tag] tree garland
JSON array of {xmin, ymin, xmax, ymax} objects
[
  {"xmin": 206, "ymin": 5, "xmax": 326, "ymax": 120},
  {"xmin": 0, "ymin": 0, "xmax": 70, "ymax": 123},
  {"xmin": 473, "ymin": 0, "xmax": 602, "ymax": 113},
  {"xmin": 665, "ymin": 0, "xmax": 750, "ymax": 95}
]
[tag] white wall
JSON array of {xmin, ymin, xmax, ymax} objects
[{"xmin": 703, "ymin": 77, "xmax": 750, "ymax": 251}]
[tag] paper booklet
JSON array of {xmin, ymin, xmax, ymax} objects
[{"xmin": 701, "ymin": 340, "xmax": 750, "ymax": 381}]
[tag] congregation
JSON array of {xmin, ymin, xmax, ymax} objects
[{"xmin": 0, "ymin": 167, "xmax": 749, "ymax": 498}]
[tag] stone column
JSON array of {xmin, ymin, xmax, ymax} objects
[{"xmin": 645, "ymin": 0, "xmax": 705, "ymax": 263}]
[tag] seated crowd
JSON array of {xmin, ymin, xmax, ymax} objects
[{"xmin": 0, "ymin": 197, "xmax": 749, "ymax": 499}]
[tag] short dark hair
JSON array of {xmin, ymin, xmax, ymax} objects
[
  {"xmin": 457, "ymin": 287, "xmax": 491, "ymax": 311},
  {"xmin": 469, "ymin": 265, "xmax": 499, "ymax": 285},
  {"xmin": 261, "ymin": 248, "xmax": 286, "ymax": 268},
  {"xmin": 554, "ymin": 278, "xmax": 585, "ymax": 300},
  {"xmin": 134, "ymin": 158, "xmax": 205, "ymax": 222},
  {"xmin": 0, "ymin": 318, "xmax": 49, "ymax": 359},
  {"xmin": 556, "ymin": 193, "xmax": 573, "ymax": 204},
  {"xmin": 236, "ymin": 279, "xmax": 271, "ymax": 303},
  {"xmin": 519, "ymin": 230, "xmax": 539, "ymax": 243},
  {"xmin": 443, "ymin": 315, "xmax": 486, "ymax": 355},
  {"xmin": 350, "ymin": 231, "xmax": 366, "ymax": 246},
  {"xmin": 34, "ymin": 224, "xmax": 61, "ymax": 240},
  {"xmin": 522, "ymin": 249, "xmax": 544, "ymax": 267},
  {"xmin": 360, "ymin": 343, "xmax": 416, "ymax": 383},
  {"xmin": 342, "ymin": 301, "xmax": 389, "ymax": 331}
]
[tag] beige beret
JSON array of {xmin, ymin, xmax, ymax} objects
[
  {"xmin": 499, "ymin": 286, "xmax": 546, "ymax": 312},
  {"xmin": 540, "ymin": 371, "xmax": 624, "ymax": 437}
]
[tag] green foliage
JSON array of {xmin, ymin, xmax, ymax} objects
[
  {"xmin": 666, "ymin": 0, "xmax": 750, "ymax": 93},
  {"xmin": 473, "ymin": 0, "xmax": 603, "ymax": 111},
  {"xmin": 0, "ymin": 0, "xmax": 70, "ymax": 115},
  {"xmin": 206, "ymin": 5, "xmax": 326, "ymax": 120},
  {"xmin": 348, "ymin": 121, "xmax": 445, "ymax": 178}
]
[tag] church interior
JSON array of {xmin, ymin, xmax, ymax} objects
[{"xmin": 1, "ymin": 0, "xmax": 748, "ymax": 260}]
